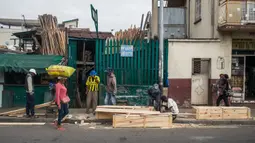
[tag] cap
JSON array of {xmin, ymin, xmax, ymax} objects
[
  {"xmin": 104, "ymin": 67, "xmax": 113, "ymax": 73},
  {"xmin": 90, "ymin": 70, "xmax": 97, "ymax": 76},
  {"xmin": 29, "ymin": 69, "xmax": 37, "ymax": 75}
]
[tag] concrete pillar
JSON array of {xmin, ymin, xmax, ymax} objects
[{"xmin": 151, "ymin": 0, "xmax": 158, "ymax": 38}]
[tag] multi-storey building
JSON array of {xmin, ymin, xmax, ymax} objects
[{"xmin": 152, "ymin": 0, "xmax": 255, "ymax": 107}]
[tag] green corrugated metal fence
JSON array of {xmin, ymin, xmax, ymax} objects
[
  {"xmin": 95, "ymin": 39, "xmax": 168, "ymax": 106},
  {"xmin": 96, "ymin": 39, "xmax": 168, "ymax": 85}
]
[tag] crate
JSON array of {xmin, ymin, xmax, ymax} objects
[
  {"xmin": 193, "ymin": 106, "xmax": 222, "ymax": 120},
  {"xmin": 113, "ymin": 114, "xmax": 172, "ymax": 128},
  {"xmin": 222, "ymin": 107, "xmax": 251, "ymax": 120},
  {"xmin": 193, "ymin": 106, "xmax": 251, "ymax": 120}
]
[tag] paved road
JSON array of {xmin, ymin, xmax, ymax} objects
[{"xmin": 0, "ymin": 124, "xmax": 255, "ymax": 143}]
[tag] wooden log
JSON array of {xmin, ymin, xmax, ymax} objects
[
  {"xmin": 0, "ymin": 102, "xmax": 52, "ymax": 116},
  {"xmin": 113, "ymin": 114, "xmax": 172, "ymax": 128},
  {"xmin": 95, "ymin": 108, "xmax": 160, "ymax": 115}
]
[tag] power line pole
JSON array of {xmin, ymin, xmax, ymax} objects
[{"xmin": 159, "ymin": 0, "xmax": 164, "ymax": 93}]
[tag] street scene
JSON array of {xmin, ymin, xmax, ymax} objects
[{"xmin": 1, "ymin": 0, "xmax": 255, "ymax": 142}]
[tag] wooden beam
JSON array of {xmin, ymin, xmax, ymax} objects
[
  {"xmin": 97, "ymin": 106, "xmax": 154, "ymax": 111},
  {"xmin": 95, "ymin": 108, "xmax": 160, "ymax": 115},
  {"xmin": 0, "ymin": 102, "xmax": 53, "ymax": 116}
]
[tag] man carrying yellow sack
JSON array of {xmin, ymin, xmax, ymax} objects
[{"xmin": 86, "ymin": 70, "xmax": 100, "ymax": 114}]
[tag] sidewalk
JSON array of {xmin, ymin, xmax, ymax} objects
[{"xmin": 0, "ymin": 108, "xmax": 254, "ymax": 125}]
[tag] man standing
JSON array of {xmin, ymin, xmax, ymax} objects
[
  {"xmin": 25, "ymin": 69, "xmax": 36, "ymax": 118},
  {"xmin": 86, "ymin": 70, "xmax": 100, "ymax": 114},
  {"xmin": 104, "ymin": 68, "xmax": 117, "ymax": 105}
]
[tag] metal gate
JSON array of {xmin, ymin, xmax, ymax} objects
[{"xmin": 95, "ymin": 39, "xmax": 168, "ymax": 105}]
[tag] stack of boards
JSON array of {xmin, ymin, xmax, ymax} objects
[
  {"xmin": 95, "ymin": 106, "xmax": 172, "ymax": 128},
  {"xmin": 193, "ymin": 106, "xmax": 251, "ymax": 120}
]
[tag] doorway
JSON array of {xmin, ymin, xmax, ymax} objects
[
  {"xmin": 191, "ymin": 58, "xmax": 211, "ymax": 105},
  {"xmin": 245, "ymin": 56, "xmax": 255, "ymax": 100}
]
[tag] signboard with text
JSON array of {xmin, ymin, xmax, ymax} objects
[{"xmin": 120, "ymin": 45, "xmax": 133, "ymax": 57}]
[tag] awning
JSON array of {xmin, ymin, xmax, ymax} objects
[{"xmin": 0, "ymin": 54, "xmax": 63, "ymax": 74}]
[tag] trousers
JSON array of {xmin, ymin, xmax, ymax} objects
[
  {"xmin": 57, "ymin": 103, "xmax": 69, "ymax": 126},
  {"xmin": 26, "ymin": 93, "xmax": 35, "ymax": 116},
  {"xmin": 104, "ymin": 92, "xmax": 116, "ymax": 105},
  {"xmin": 86, "ymin": 91, "xmax": 98, "ymax": 113},
  {"xmin": 216, "ymin": 95, "xmax": 230, "ymax": 106}
]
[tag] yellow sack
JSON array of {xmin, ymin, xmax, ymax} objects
[{"xmin": 46, "ymin": 65, "xmax": 76, "ymax": 78}]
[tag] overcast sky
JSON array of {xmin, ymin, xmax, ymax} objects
[{"xmin": 0, "ymin": 0, "xmax": 151, "ymax": 32}]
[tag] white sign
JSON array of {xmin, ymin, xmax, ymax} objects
[{"xmin": 120, "ymin": 45, "xmax": 133, "ymax": 57}]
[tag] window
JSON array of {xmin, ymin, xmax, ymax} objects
[
  {"xmin": 195, "ymin": 0, "xmax": 202, "ymax": 23},
  {"xmin": 192, "ymin": 58, "xmax": 201, "ymax": 74}
]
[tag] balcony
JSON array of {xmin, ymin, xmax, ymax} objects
[{"xmin": 218, "ymin": 0, "xmax": 255, "ymax": 31}]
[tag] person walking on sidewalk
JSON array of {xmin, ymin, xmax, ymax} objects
[
  {"xmin": 86, "ymin": 70, "xmax": 100, "ymax": 114},
  {"xmin": 216, "ymin": 74, "xmax": 230, "ymax": 106},
  {"xmin": 104, "ymin": 68, "xmax": 117, "ymax": 105},
  {"xmin": 55, "ymin": 77, "xmax": 70, "ymax": 131},
  {"xmin": 25, "ymin": 69, "xmax": 36, "ymax": 118}
]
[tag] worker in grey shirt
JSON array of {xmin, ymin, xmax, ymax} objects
[{"xmin": 25, "ymin": 69, "xmax": 37, "ymax": 118}]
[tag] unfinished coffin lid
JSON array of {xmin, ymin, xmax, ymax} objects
[{"xmin": 95, "ymin": 108, "xmax": 160, "ymax": 115}]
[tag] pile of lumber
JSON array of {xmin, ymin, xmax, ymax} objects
[
  {"xmin": 96, "ymin": 106, "xmax": 172, "ymax": 128},
  {"xmin": 38, "ymin": 14, "xmax": 66, "ymax": 56},
  {"xmin": 112, "ymin": 25, "xmax": 144, "ymax": 42},
  {"xmin": 193, "ymin": 106, "xmax": 251, "ymax": 120},
  {"xmin": 0, "ymin": 102, "xmax": 54, "ymax": 117}
]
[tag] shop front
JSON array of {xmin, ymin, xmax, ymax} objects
[
  {"xmin": 0, "ymin": 54, "xmax": 62, "ymax": 107},
  {"xmin": 231, "ymin": 39, "xmax": 255, "ymax": 103}
]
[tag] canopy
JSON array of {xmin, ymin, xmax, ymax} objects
[{"xmin": 0, "ymin": 54, "xmax": 63, "ymax": 74}]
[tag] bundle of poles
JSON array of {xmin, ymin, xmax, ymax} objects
[
  {"xmin": 113, "ymin": 25, "xmax": 144, "ymax": 42},
  {"xmin": 39, "ymin": 14, "xmax": 66, "ymax": 56}
]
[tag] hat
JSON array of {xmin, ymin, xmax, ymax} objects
[
  {"xmin": 90, "ymin": 70, "xmax": 97, "ymax": 76},
  {"xmin": 29, "ymin": 69, "xmax": 37, "ymax": 75},
  {"xmin": 104, "ymin": 67, "xmax": 113, "ymax": 73}
]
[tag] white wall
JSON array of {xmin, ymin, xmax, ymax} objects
[
  {"xmin": 168, "ymin": 37, "xmax": 232, "ymax": 79},
  {"xmin": 64, "ymin": 21, "xmax": 78, "ymax": 28},
  {"xmin": 189, "ymin": 0, "xmax": 220, "ymax": 39},
  {"xmin": 0, "ymin": 27, "xmax": 23, "ymax": 45}
]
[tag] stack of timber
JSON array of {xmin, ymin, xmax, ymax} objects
[
  {"xmin": 96, "ymin": 106, "xmax": 172, "ymax": 128},
  {"xmin": 193, "ymin": 106, "xmax": 251, "ymax": 120},
  {"xmin": 38, "ymin": 14, "xmax": 66, "ymax": 56},
  {"xmin": 112, "ymin": 25, "xmax": 144, "ymax": 42},
  {"xmin": 0, "ymin": 102, "xmax": 54, "ymax": 117}
]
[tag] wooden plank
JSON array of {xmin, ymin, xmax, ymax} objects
[
  {"xmin": 113, "ymin": 114, "xmax": 172, "ymax": 128},
  {"xmin": 96, "ymin": 112, "xmax": 114, "ymax": 120},
  {"xmin": 222, "ymin": 107, "xmax": 251, "ymax": 119},
  {"xmin": 0, "ymin": 102, "xmax": 53, "ymax": 116},
  {"xmin": 95, "ymin": 108, "xmax": 160, "ymax": 115},
  {"xmin": 193, "ymin": 106, "xmax": 222, "ymax": 120},
  {"xmin": 97, "ymin": 106, "xmax": 154, "ymax": 111}
]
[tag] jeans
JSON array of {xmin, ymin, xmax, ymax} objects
[
  {"xmin": 26, "ymin": 93, "xmax": 35, "ymax": 116},
  {"xmin": 104, "ymin": 92, "xmax": 116, "ymax": 105},
  {"xmin": 57, "ymin": 103, "xmax": 69, "ymax": 126}
]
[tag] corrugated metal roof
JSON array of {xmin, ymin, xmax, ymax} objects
[{"xmin": 67, "ymin": 28, "xmax": 113, "ymax": 39}]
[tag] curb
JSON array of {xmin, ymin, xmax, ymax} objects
[{"xmin": 175, "ymin": 118, "xmax": 255, "ymax": 125}]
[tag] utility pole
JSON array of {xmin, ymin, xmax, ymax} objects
[{"xmin": 159, "ymin": 0, "xmax": 164, "ymax": 93}]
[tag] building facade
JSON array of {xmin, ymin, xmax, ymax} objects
[{"xmin": 152, "ymin": 0, "xmax": 255, "ymax": 107}]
